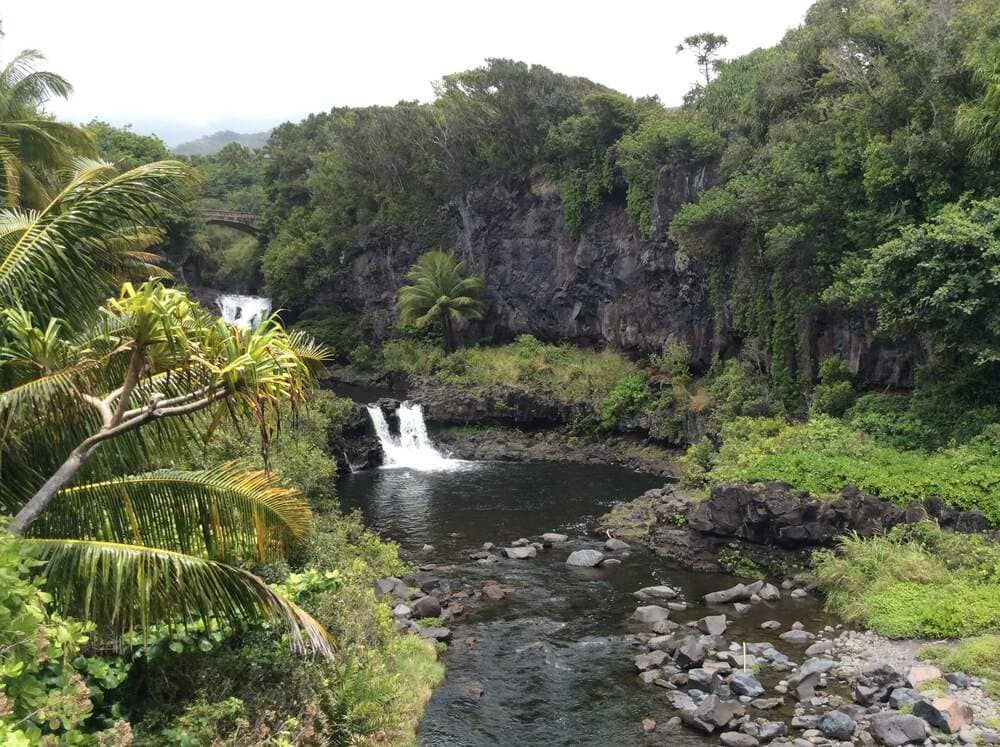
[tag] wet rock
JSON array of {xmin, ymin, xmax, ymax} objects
[
  {"xmin": 867, "ymin": 712, "xmax": 930, "ymax": 745},
  {"xmin": 510, "ymin": 537, "xmax": 530, "ymax": 547},
  {"xmin": 641, "ymin": 717, "xmax": 656, "ymax": 733},
  {"xmin": 667, "ymin": 690, "xmax": 697, "ymax": 710},
  {"xmin": 688, "ymin": 668, "xmax": 721, "ymax": 692},
  {"xmin": 906, "ymin": 663, "xmax": 942, "ymax": 688},
  {"xmin": 604, "ymin": 538, "xmax": 630, "ymax": 551},
  {"xmin": 804, "ymin": 640, "xmax": 831, "ymax": 656},
  {"xmin": 790, "ymin": 588, "xmax": 808, "ymax": 598},
  {"xmin": 601, "ymin": 557, "xmax": 622, "ymax": 567},
  {"xmin": 392, "ymin": 603, "xmax": 412, "ymax": 617},
  {"xmin": 820, "ymin": 711, "xmax": 857, "ymax": 740},
  {"xmin": 779, "ymin": 629, "xmax": 816, "ymax": 644},
  {"xmin": 888, "ymin": 688, "xmax": 922, "ymax": 710},
  {"xmin": 758, "ymin": 583, "xmax": 781, "ymax": 601},
  {"xmin": 503, "ymin": 546, "xmax": 537, "ymax": 559},
  {"xmin": 482, "ymin": 542, "xmax": 495, "ymax": 550},
  {"xmin": 791, "ymin": 715, "xmax": 819, "ymax": 730},
  {"xmin": 757, "ymin": 720, "xmax": 787, "ymax": 741},
  {"xmin": 566, "ymin": 549, "xmax": 604, "ymax": 567},
  {"xmin": 638, "ymin": 669, "xmax": 661, "ymax": 684},
  {"xmin": 411, "ymin": 595, "xmax": 441, "ymax": 618},
  {"xmin": 729, "ymin": 672, "xmax": 765, "ymax": 698},
  {"xmin": 540, "ymin": 532, "xmax": 568, "ymax": 544},
  {"xmin": 704, "ymin": 583, "xmax": 751, "ymax": 604},
  {"xmin": 680, "ymin": 694, "xmax": 746, "ymax": 733},
  {"xmin": 421, "ymin": 543, "xmax": 434, "ymax": 553},
  {"xmin": 481, "ymin": 581, "xmax": 513, "ymax": 601},
  {"xmin": 720, "ymin": 732, "xmax": 759, "ymax": 746},
  {"xmin": 945, "ymin": 671, "xmax": 970, "ymax": 689},
  {"xmin": 788, "ymin": 658, "xmax": 835, "ymax": 701},
  {"xmin": 760, "ymin": 620, "xmax": 782, "ymax": 630},
  {"xmin": 675, "ymin": 634, "xmax": 713, "ymax": 669},
  {"xmin": 418, "ymin": 625, "xmax": 452, "ymax": 642},
  {"xmin": 733, "ymin": 602, "xmax": 752, "ymax": 613},
  {"xmin": 631, "ymin": 605, "xmax": 671, "ymax": 624},
  {"xmin": 697, "ymin": 614, "xmax": 728, "ymax": 636},
  {"xmin": 633, "ymin": 584, "xmax": 678, "ymax": 601},
  {"xmin": 634, "ymin": 649, "xmax": 669, "ymax": 671},
  {"xmin": 750, "ymin": 697, "xmax": 783, "ymax": 710},
  {"xmin": 374, "ymin": 576, "xmax": 407, "ymax": 599}
]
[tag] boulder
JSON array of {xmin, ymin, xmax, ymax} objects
[
  {"xmin": 945, "ymin": 671, "xmax": 970, "ymax": 689},
  {"xmin": 750, "ymin": 697, "xmax": 783, "ymax": 710},
  {"xmin": 540, "ymin": 532, "xmax": 568, "ymax": 544},
  {"xmin": 631, "ymin": 605, "xmax": 671, "ymax": 624},
  {"xmin": 687, "ymin": 668, "xmax": 720, "ymax": 692},
  {"xmin": 411, "ymin": 595, "xmax": 441, "ymax": 618},
  {"xmin": 854, "ymin": 663, "xmax": 905, "ymax": 706},
  {"xmin": 392, "ymin": 603, "xmax": 412, "ymax": 618},
  {"xmin": 820, "ymin": 711, "xmax": 857, "ymax": 740},
  {"xmin": 634, "ymin": 649, "xmax": 669, "ymax": 672},
  {"xmin": 633, "ymin": 585, "xmax": 678, "ymax": 601},
  {"xmin": 868, "ymin": 712, "xmax": 930, "ymax": 746},
  {"xmin": 418, "ymin": 625, "xmax": 452, "ymax": 642},
  {"xmin": 757, "ymin": 720, "xmax": 787, "ymax": 741},
  {"xmin": 503, "ymin": 546, "xmax": 537, "ymax": 559},
  {"xmin": 729, "ymin": 672, "xmax": 765, "ymax": 698},
  {"xmin": 888, "ymin": 687, "xmax": 922, "ymax": 710},
  {"xmin": 788, "ymin": 658, "xmax": 835, "ymax": 701},
  {"xmin": 600, "ymin": 557, "xmax": 622, "ymax": 567},
  {"xmin": 510, "ymin": 537, "xmax": 530, "ymax": 547},
  {"xmin": 720, "ymin": 732, "xmax": 759, "ymax": 747},
  {"xmin": 758, "ymin": 583, "xmax": 781, "ymax": 601},
  {"xmin": 906, "ymin": 663, "xmax": 942, "ymax": 687},
  {"xmin": 374, "ymin": 576, "xmax": 407, "ymax": 600},
  {"xmin": 804, "ymin": 640, "xmax": 832, "ymax": 656},
  {"xmin": 760, "ymin": 620, "xmax": 782, "ymax": 630},
  {"xmin": 778, "ymin": 629, "xmax": 816, "ymax": 644},
  {"xmin": 790, "ymin": 588, "xmax": 808, "ymax": 598},
  {"xmin": 604, "ymin": 538, "xmax": 630, "ymax": 551},
  {"xmin": 679, "ymin": 694, "xmax": 746, "ymax": 734},
  {"xmin": 566, "ymin": 549, "xmax": 604, "ymax": 567},
  {"xmin": 704, "ymin": 583, "xmax": 750, "ymax": 604},
  {"xmin": 666, "ymin": 690, "xmax": 697, "ymax": 710},
  {"xmin": 696, "ymin": 614, "xmax": 728, "ymax": 636},
  {"xmin": 481, "ymin": 581, "xmax": 513, "ymax": 601},
  {"xmin": 641, "ymin": 717, "xmax": 656, "ymax": 733},
  {"xmin": 675, "ymin": 634, "xmax": 713, "ymax": 669},
  {"xmin": 914, "ymin": 698, "xmax": 973, "ymax": 733}
]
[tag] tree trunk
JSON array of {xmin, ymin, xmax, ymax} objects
[
  {"xmin": 7, "ymin": 447, "xmax": 89, "ymax": 535},
  {"xmin": 442, "ymin": 312, "xmax": 456, "ymax": 353}
]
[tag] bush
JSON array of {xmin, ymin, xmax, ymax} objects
[
  {"xmin": 811, "ymin": 357, "xmax": 856, "ymax": 417},
  {"xmin": 650, "ymin": 341, "xmax": 692, "ymax": 383},
  {"xmin": 706, "ymin": 359, "xmax": 784, "ymax": 433},
  {"xmin": 600, "ymin": 373, "xmax": 651, "ymax": 430},
  {"xmin": 814, "ymin": 522, "xmax": 1000, "ymax": 638}
]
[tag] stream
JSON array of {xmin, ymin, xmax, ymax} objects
[{"xmin": 339, "ymin": 449, "xmax": 838, "ymax": 746}]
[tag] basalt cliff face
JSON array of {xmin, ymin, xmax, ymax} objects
[{"xmin": 329, "ymin": 162, "xmax": 915, "ymax": 386}]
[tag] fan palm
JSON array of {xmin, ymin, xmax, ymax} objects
[
  {"xmin": 397, "ymin": 249, "xmax": 486, "ymax": 352},
  {"xmin": 0, "ymin": 159, "xmax": 333, "ymax": 657},
  {"xmin": 0, "ymin": 49, "xmax": 94, "ymax": 207}
]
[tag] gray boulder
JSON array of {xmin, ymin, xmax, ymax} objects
[
  {"xmin": 697, "ymin": 614, "xmax": 728, "ymax": 636},
  {"xmin": 687, "ymin": 668, "xmax": 721, "ymax": 692},
  {"xmin": 566, "ymin": 549, "xmax": 604, "ymax": 567},
  {"xmin": 704, "ymin": 583, "xmax": 750, "ymax": 604},
  {"xmin": 720, "ymin": 732, "xmax": 759, "ymax": 747},
  {"xmin": 604, "ymin": 538, "xmax": 630, "ymax": 551},
  {"xmin": 631, "ymin": 605, "xmax": 671, "ymax": 624},
  {"xmin": 633, "ymin": 585, "xmax": 678, "ymax": 601},
  {"xmin": 680, "ymin": 694, "xmax": 746, "ymax": 733},
  {"xmin": 729, "ymin": 672, "xmax": 765, "ymax": 698},
  {"xmin": 503, "ymin": 546, "xmax": 537, "ymax": 559},
  {"xmin": 945, "ymin": 671, "xmax": 970, "ymax": 689},
  {"xmin": 820, "ymin": 711, "xmax": 857, "ymax": 740},
  {"xmin": 868, "ymin": 712, "xmax": 930, "ymax": 746},
  {"xmin": 788, "ymin": 658, "xmax": 835, "ymax": 701},
  {"xmin": 758, "ymin": 583, "xmax": 781, "ymax": 601},
  {"xmin": 888, "ymin": 687, "xmax": 922, "ymax": 710},
  {"xmin": 540, "ymin": 532, "xmax": 568, "ymax": 544},
  {"xmin": 854, "ymin": 663, "xmax": 905, "ymax": 706},
  {"xmin": 675, "ymin": 634, "xmax": 713, "ymax": 669},
  {"xmin": 778, "ymin": 629, "xmax": 816, "ymax": 644},
  {"xmin": 757, "ymin": 720, "xmax": 787, "ymax": 741},
  {"xmin": 411, "ymin": 595, "xmax": 442, "ymax": 618},
  {"xmin": 634, "ymin": 649, "xmax": 669, "ymax": 671},
  {"xmin": 374, "ymin": 576, "xmax": 407, "ymax": 599}
]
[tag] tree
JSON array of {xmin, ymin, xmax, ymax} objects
[
  {"xmin": 676, "ymin": 32, "xmax": 729, "ymax": 88},
  {"xmin": 0, "ymin": 158, "xmax": 333, "ymax": 656},
  {"xmin": 397, "ymin": 250, "xmax": 485, "ymax": 352},
  {"xmin": 0, "ymin": 49, "xmax": 93, "ymax": 207}
]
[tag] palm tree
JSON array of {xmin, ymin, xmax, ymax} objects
[
  {"xmin": 0, "ymin": 159, "xmax": 333, "ymax": 657},
  {"xmin": 397, "ymin": 249, "xmax": 486, "ymax": 352},
  {"xmin": 0, "ymin": 49, "xmax": 94, "ymax": 207}
]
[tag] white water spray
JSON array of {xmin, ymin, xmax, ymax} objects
[
  {"xmin": 366, "ymin": 402, "xmax": 460, "ymax": 471},
  {"xmin": 216, "ymin": 294, "xmax": 272, "ymax": 328}
]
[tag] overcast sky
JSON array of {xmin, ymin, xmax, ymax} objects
[{"xmin": 3, "ymin": 0, "xmax": 814, "ymax": 146}]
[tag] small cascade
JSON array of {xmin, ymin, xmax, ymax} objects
[
  {"xmin": 216, "ymin": 294, "xmax": 272, "ymax": 328},
  {"xmin": 366, "ymin": 402, "xmax": 459, "ymax": 471}
]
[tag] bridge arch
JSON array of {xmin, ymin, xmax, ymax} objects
[{"xmin": 199, "ymin": 209, "xmax": 261, "ymax": 235}]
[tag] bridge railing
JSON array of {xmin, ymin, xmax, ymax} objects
[{"xmin": 199, "ymin": 210, "xmax": 261, "ymax": 226}]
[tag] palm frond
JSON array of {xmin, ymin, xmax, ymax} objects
[
  {"xmin": 28, "ymin": 464, "xmax": 312, "ymax": 563},
  {"xmin": 27, "ymin": 538, "xmax": 334, "ymax": 658}
]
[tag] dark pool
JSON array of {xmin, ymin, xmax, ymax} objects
[{"xmin": 338, "ymin": 461, "xmax": 834, "ymax": 747}]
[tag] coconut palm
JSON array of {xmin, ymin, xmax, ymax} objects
[
  {"xmin": 397, "ymin": 249, "xmax": 486, "ymax": 352},
  {"xmin": 0, "ymin": 49, "xmax": 94, "ymax": 207},
  {"xmin": 0, "ymin": 158, "xmax": 333, "ymax": 657}
]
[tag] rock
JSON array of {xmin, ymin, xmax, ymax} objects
[
  {"xmin": 604, "ymin": 538, "xmax": 630, "ymax": 551},
  {"xmin": 790, "ymin": 588, "xmax": 808, "ymax": 598},
  {"xmin": 680, "ymin": 694, "xmax": 746, "ymax": 733},
  {"xmin": 638, "ymin": 669, "xmax": 661, "ymax": 684},
  {"xmin": 697, "ymin": 614, "xmax": 728, "ymax": 636},
  {"xmin": 631, "ymin": 605, "xmax": 671, "ymax": 624},
  {"xmin": 868, "ymin": 712, "xmax": 930, "ymax": 746},
  {"xmin": 704, "ymin": 583, "xmax": 750, "ymax": 604},
  {"xmin": 676, "ymin": 634, "xmax": 713, "ymax": 669},
  {"xmin": 634, "ymin": 650, "xmax": 669, "ymax": 671},
  {"xmin": 641, "ymin": 717, "xmax": 656, "ymax": 733},
  {"xmin": 540, "ymin": 532, "xmax": 568, "ymax": 544},
  {"xmin": 760, "ymin": 620, "xmax": 782, "ymax": 630},
  {"xmin": 805, "ymin": 640, "xmax": 831, "ymax": 656},
  {"xmin": 481, "ymin": 581, "xmax": 513, "ymax": 601},
  {"xmin": 854, "ymin": 664, "xmax": 905, "ymax": 706},
  {"xmin": 914, "ymin": 697, "xmax": 973, "ymax": 732},
  {"xmin": 601, "ymin": 558, "xmax": 622, "ymax": 567},
  {"xmin": 791, "ymin": 715, "xmax": 820, "ymax": 730},
  {"xmin": 503, "ymin": 546, "xmax": 537, "ymax": 559},
  {"xmin": 720, "ymin": 732, "xmax": 759, "ymax": 747},
  {"xmin": 729, "ymin": 672, "xmax": 765, "ymax": 698},
  {"xmin": 945, "ymin": 671, "xmax": 970, "ymax": 689},
  {"xmin": 906, "ymin": 663, "xmax": 942, "ymax": 688},
  {"xmin": 758, "ymin": 720, "xmax": 787, "ymax": 741},
  {"xmin": 733, "ymin": 602, "xmax": 752, "ymax": 613},
  {"xmin": 820, "ymin": 711, "xmax": 857, "ymax": 740},
  {"xmin": 482, "ymin": 542, "xmax": 495, "ymax": 550},
  {"xmin": 758, "ymin": 583, "xmax": 781, "ymax": 601},
  {"xmin": 750, "ymin": 697, "xmax": 783, "ymax": 709},
  {"xmin": 779, "ymin": 629, "xmax": 816, "ymax": 644},
  {"xmin": 633, "ymin": 584, "xmax": 678, "ymax": 601},
  {"xmin": 418, "ymin": 625, "xmax": 452, "ymax": 642},
  {"xmin": 374, "ymin": 576, "xmax": 407, "ymax": 599},
  {"xmin": 411, "ymin": 595, "xmax": 441, "ymax": 618},
  {"xmin": 788, "ymin": 658, "xmax": 835, "ymax": 701},
  {"xmin": 688, "ymin": 668, "xmax": 720, "ymax": 692},
  {"xmin": 667, "ymin": 690, "xmax": 697, "ymax": 710},
  {"xmin": 888, "ymin": 687, "xmax": 922, "ymax": 710},
  {"xmin": 566, "ymin": 549, "xmax": 604, "ymax": 567},
  {"xmin": 392, "ymin": 603, "xmax": 412, "ymax": 617},
  {"xmin": 510, "ymin": 537, "xmax": 530, "ymax": 547},
  {"xmin": 421, "ymin": 543, "xmax": 434, "ymax": 553}
]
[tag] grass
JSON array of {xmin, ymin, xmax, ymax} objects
[
  {"xmin": 380, "ymin": 335, "xmax": 637, "ymax": 406},
  {"xmin": 707, "ymin": 416, "xmax": 1000, "ymax": 521},
  {"xmin": 918, "ymin": 636, "xmax": 1000, "ymax": 699},
  {"xmin": 813, "ymin": 522, "xmax": 1000, "ymax": 638}
]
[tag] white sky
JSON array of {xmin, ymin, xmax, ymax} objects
[{"xmin": 3, "ymin": 0, "xmax": 814, "ymax": 145}]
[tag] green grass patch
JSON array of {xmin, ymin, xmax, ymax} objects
[
  {"xmin": 918, "ymin": 636, "xmax": 1000, "ymax": 699},
  {"xmin": 381, "ymin": 335, "xmax": 637, "ymax": 407},
  {"xmin": 813, "ymin": 522, "xmax": 1000, "ymax": 638},
  {"xmin": 708, "ymin": 416, "xmax": 1000, "ymax": 521}
]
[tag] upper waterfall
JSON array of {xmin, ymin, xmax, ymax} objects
[
  {"xmin": 366, "ymin": 402, "xmax": 461, "ymax": 471},
  {"xmin": 216, "ymin": 294, "xmax": 272, "ymax": 328}
]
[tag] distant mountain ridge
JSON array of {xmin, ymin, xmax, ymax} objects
[{"xmin": 173, "ymin": 129, "xmax": 271, "ymax": 156}]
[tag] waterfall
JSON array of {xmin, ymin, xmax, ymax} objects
[
  {"xmin": 366, "ymin": 402, "xmax": 459, "ymax": 471},
  {"xmin": 216, "ymin": 294, "xmax": 272, "ymax": 328}
]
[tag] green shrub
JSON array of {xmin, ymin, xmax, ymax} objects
[
  {"xmin": 651, "ymin": 341, "xmax": 692, "ymax": 383},
  {"xmin": 706, "ymin": 359, "xmax": 784, "ymax": 433},
  {"xmin": 600, "ymin": 373, "xmax": 651, "ymax": 430},
  {"xmin": 348, "ymin": 342, "xmax": 382, "ymax": 371},
  {"xmin": 811, "ymin": 357, "xmax": 856, "ymax": 417},
  {"xmin": 814, "ymin": 522, "xmax": 1000, "ymax": 638}
]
